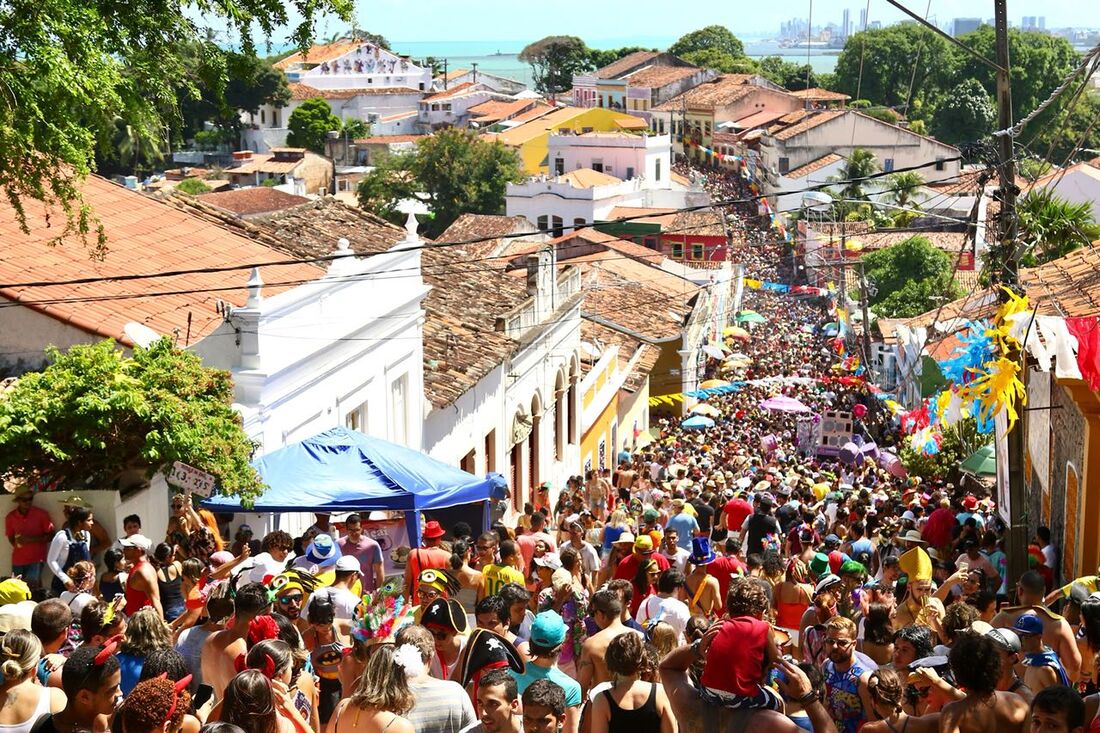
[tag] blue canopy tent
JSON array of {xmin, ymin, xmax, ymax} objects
[{"xmin": 202, "ymin": 426, "xmax": 496, "ymax": 548}]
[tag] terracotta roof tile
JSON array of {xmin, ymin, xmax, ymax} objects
[
  {"xmin": 790, "ymin": 87, "xmax": 851, "ymax": 101},
  {"xmin": 858, "ymin": 229, "xmax": 971, "ymax": 255},
  {"xmin": 924, "ymin": 169, "xmax": 990, "ymax": 195},
  {"xmin": 1020, "ymin": 243, "xmax": 1100, "ymax": 317},
  {"xmin": 353, "ymin": 134, "xmax": 423, "ymax": 145},
  {"xmin": 785, "ymin": 153, "xmax": 845, "ymax": 179},
  {"xmin": 558, "ymin": 168, "xmax": 622, "ymax": 188},
  {"xmin": 579, "ymin": 259, "xmax": 698, "ymax": 341},
  {"xmin": 667, "ymin": 209, "xmax": 728, "ymax": 237},
  {"xmin": 288, "ymin": 83, "xmax": 360, "ymax": 101},
  {"xmin": 605, "ymin": 206, "xmax": 677, "ymax": 227},
  {"xmin": 595, "ymin": 51, "xmax": 661, "ymax": 79},
  {"xmin": 196, "ymin": 188, "xmax": 310, "ymax": 216},
  {"xmin": 274, "ymin": 40, "xmax": 361, "ymax": 70},
  {"xmin": 653, "ymin": 75, "xmax": 760, "ymax": 112},
  {"xmin": 769, "ymin": 109, "xmax": 846, "ymax": 141},
  {"xmin": 468, "ymin": 98, "xmax": 536, "ymax": 124},
  {"xmin": 435, "ymin": 214, "xmax": 539, "ymax": 259},
  {"xmin": 0, "ymin": 175, "xmax": 325, "ymax": 346},
  {"xmin": 421, "ymin": 82, "xmax": 477, "ymax": 101},
  {"xmin": 503, "ymin": 228, "xmax": 665, "ymax": 267},
  {"xmin": 623, "ymin": 65, "xmax": 699, "ymax": 88}
]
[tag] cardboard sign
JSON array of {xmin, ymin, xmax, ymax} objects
[{"xmin": 165, "ymin": 461, "xmax": 216, "ymax": 497}]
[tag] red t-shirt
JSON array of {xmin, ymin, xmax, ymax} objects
[
  {"xmin": 706, "ymin": 555, "xmax": 747, "ymax": 613},
  {"xmin": 5, "ymin": 506, "xmax": 55, "ymax": 565},
  {"xmin": 700, "ymin": 616, "xmax": 770, "ymax": 694},
  {"xmin": 516, "ymin": 531, "xmax": 557, "ymax": 575},
  {"xmin": 614, "ymin": 553, "xmax": 671, "ymax": 615},
  {"xmin": 723, "ymin": 498, "xmax": 753, "ymax": 532}
]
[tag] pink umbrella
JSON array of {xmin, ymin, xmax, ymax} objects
[{"xmin": 759, "ymin": 395, "xmax": 812, "ymax": 413}]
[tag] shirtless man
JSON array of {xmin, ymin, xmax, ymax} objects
[
  {"xmin": 938, "ymin": 632, "xmax": 1029, "ymax": 733},
  {"xmin": 659, "ymin": 630, "xmax": 838, "ymax": 733},
  {"xmin": 992, "ymin": 570, "xmax": 1082, "ymax": 682},
  {"xmin": 201, "ymin": 582, "xmax": 271, "ymax": 699},
  {"xmin": 577, "ymin": 589, "xmax": 642, "ymax": 696}
]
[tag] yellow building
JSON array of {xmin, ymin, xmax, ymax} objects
[{"xmin": 494, "ymin": 107, "xmax": 648, "ymax": 174}]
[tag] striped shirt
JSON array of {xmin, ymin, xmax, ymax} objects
[{"xmin": 405, "ymin": 678, "xmax": 477, "ymax": 733}]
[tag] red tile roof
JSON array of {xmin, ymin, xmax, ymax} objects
[
  {"xmin": 623, "ymin": 65, "xmax": 699, "ymax": 88},
  {"xmin": 790, "ymin": 87, "xmax": 851, "ymax": 101},
  {"xmin": 288, "ymin": 83, "xmax": 362, "ymax": 101},
  {"xmin": 421, "ymin": 82, "xmax": 477, "ymax": 101},
  {"xmin": 652, "ymin": 74, "xmax": 761, "ymax": 111},
  {"xmin": 468, "ymin": 98, "xmax": 537, "ymax": 124},
  {"xmin": 274, "ymin": 40, "xmax": 361, "ymax": 70},
  {"xmin": 353, "ymin": 134, "xmax": 423, "ymax": 145},
  {"xmin": 595, "ymin": 51, "xmax": 661, "ymax": 80},
  {"xmin": 435, "ymin": 214, "xmax": 538, "ymax": 259},
  {"xmin": 196, "ymin": 188, "xmax": 310, "ymax": 216},
  {"xmin": 768, "ymin": 109, "xmax": 846, "ymax": 140},
  {"xmin": 785, "ymin": 153, "xmax": 845, "ymax": 179},
  {"xmin": 0, "ymin": 175, "xmax": 325, "ymax": 346}
]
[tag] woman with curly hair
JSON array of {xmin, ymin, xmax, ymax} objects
[
  {"xmin": 939, "ymin": 632, "xmax": 1029, "ymax": 733},
  {"xmin": 118, "ymin": 606, "xmax": 173, "ymax": 694},
  {"xmin": 329, "ymin": 644, "xmax": 415, "ymax": 733},
  {"xmin": 589, "ymin": 632, "xmax": 675, "ymax": 733},
  {"xmin": 118, "ymin": 676, "xmax": 192, "ymax": 733}
]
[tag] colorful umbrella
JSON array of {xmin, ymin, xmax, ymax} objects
[
  {"xmin": 690, "ymin": 403, "xmax": 721, "ymax": 417},
  {"xmin": 759, "ymin": 395, "xmax": 812, "ymax": 413},
  {"xmin": 681, "ymin": 415, "xmax": 715, "ymax": 430},
  {"xmin": 960, "ymin": 444, "xmax": 996, "ymax": 476},
  {"xmin": 701, "ymin": 344, "xmax": 726, "ymax": 360},
  {"xmin": 700, "ymin": 379, "xmax": 731, "ymax": 389},
  {"xmin": 736, "ymin": 310, "xmax": 767, "ymax": 324},
  {"xmin": 727, "ymin": 327, "xmax": 751, "ymax": 341}
]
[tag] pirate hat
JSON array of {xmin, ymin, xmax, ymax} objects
[
  {"xmin": 422, "ymin": 598, "xmax": 467, "ymax": 634},
  {"xmin": 456, "ymin": 628, "xmax": 525, "ymax": 689}
]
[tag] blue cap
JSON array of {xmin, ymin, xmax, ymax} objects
[
  {"xmin": 529, "ymin": 610, "xmax": 567, "ymax": 648},
  {"xmin": 1013, "ymin": 614, "xmax": 1043, "ymax": 636}
]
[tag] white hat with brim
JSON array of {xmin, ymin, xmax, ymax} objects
[
  {"xmin": 613, "ymin": 532, "xmax": 637, "ymax": 546},
  {"xmin": 119, "ymin": 534, "xmax": 152, "ymax": 552}
]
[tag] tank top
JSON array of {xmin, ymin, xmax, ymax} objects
[
  {"xmin": 824, "ymin": 658, "xmax": 868, "ymax": 733},
  {"xmin": 700, "ymin": 616, "xmax": 769, "ymax": 695},
  {"xmin": 602, "ymin": 683, "xmax": 659, "ymax": 733},
  {"xmin": 0, "ymin": 685, "xmax": 52, "ymax": 733},
  {"xmin": 776, "ymin": 599, "xmax": 809, "ymax": 630},
  {"xmin": 157, "ymin": 568, "xmax": 185, "ymax": 620},
  {"xmin": 1024, "ymin": 649, "xmax": 1071, "ymax": 688},
  {"xmin": 603, "ymin": 526, "xmax": 626, "ymax": 553},
  {"xmin": 99, "ymin": 576, "xmax": 124, "ymax": 600},
  {"xmin": 124, "ymin": 561, "xmax": 153, "ymax": 614},
  {"xmin": 310, "ymin": 627, "xmax": 345, "ymax": 681}
]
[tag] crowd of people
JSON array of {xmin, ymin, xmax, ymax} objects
[{"xmin": 0, "ymin": 162, "xmax": 1095, "ymax": 733}]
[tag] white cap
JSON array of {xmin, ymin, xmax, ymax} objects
[
  {"xmin": 335, "ymin": 555, "xmax": 361, "ymax": 573},
  {"xmin": 119, "ymin": 534, "xmax": 152, "ymax": 551},
  {"xmin": 901, "ymin": 510, "xmax": 916, "ymax": 521}
]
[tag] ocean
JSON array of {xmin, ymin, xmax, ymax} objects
[{"xmin": 388, "ymin": 39, "xmax": 840, "ymax": 88}]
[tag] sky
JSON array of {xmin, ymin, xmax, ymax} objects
[{"xmin": 239, "ymin": 0, "xmax": 1097, "ymax": 46}]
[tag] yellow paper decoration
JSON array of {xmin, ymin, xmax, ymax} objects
[
  {"xmin": 959, "ymin": 357, "xmax": 1027, "ymax": 430},
  {"xmin": 745, "ymin": 278, "xmax": 763, "ymax": 289}
]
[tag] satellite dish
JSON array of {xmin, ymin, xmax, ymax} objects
[{"xmin": 123, "ymin": 322, "xmax": 162, "ymax": 348}]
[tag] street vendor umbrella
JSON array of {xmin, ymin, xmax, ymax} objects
[
  {"xmin": 702, "ymin": 344, "xmax": 727, "ymax": 360},
  {"xmin": 736, "ymin": 310, "xmax": 767, "ymax": 324},
  {"xmin": 700, "ymin": 378, "xmax": 731, "ymax": 389},
  {"xmin": 960, "ymin": 444, "xmax": 996, "ymax": 476},
  {"xmin": 681, "ymin": 415, "xmax": 715, "ymax": 430},
  {"xmin": 690, "ymin": 403, "xmax": 721, "ymax": 417},
  {"xmin": 759, "ymin": 395, "xmax": 812, "ymax": 413},
  {"xmin": 822, "ymin": 322, "xmax": 839, "ymax": 337},
  {"xmin": 727, "ymin": 326, "xmax": 751, "ymax": 341}
]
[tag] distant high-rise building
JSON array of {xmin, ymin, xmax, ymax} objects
[
  {"xmin": 1022, "ymin": 15, "xmax": 1037, "ymax": 29},
  {"xmin": 869, "ymin": 20, "xmax": 882, "ymax": 30},
  {"xmin": 952, "ymin": 17, "xmax": 981, "ymax": 37},
  {"xmin": 842, "ymin": 8, "xmax": 850, "ymax": 38},
  {"xmin": 859, "ymin": 7, "xmax": 868, "ymax": 30},
  {"xmin": 1039, "ymin": 16, "xmax": 1046, "ymax": 30}
]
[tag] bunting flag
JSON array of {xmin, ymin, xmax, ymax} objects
[{"xmin": 744, "ymin": 278, "xmax": 763, "ymax": 289}]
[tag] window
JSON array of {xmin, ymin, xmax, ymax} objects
[
  {"xmin": 655, "ymin": 159, "xmax": 661, "ymax": 181},
  {"xmin": 261, "ymin": 109, "xmax": 266, "ymax": 125},
  {"xmin": 390, "ymin": 374, "xmax": 408, "ymax": 446},
  {"xmin": 884, "ymin": 158, "xmax": 895, "ymax": 172},
  {"xmin": 431, "ymin": 103, "xmax": 439, "ymax": 111},
  {"xmin": 598, "ymin": 437, "xmax": 607, "ymax": 471},
  {"xmin": 643, "ymin": 236, "xmax": 657, "ymax": 249},
  {"xmin": 537, "ymin": 215, "xmax": 548, "ymax": 232},
  {"xmin": 592, "ymin": 159, "xmax": 603, "ymax": 173},
  {"xmin": 671, "ymin": 242, "xmax": 684, "ymax": 259},
  {"xmin": 442, "ymin": 103, "xmax": 452, "ymax": 111},
  {"xmin": 551, "ymin": 215, "xmax": 564, "ymax": 238},
  {"xmin": 691, "ymin": 243, "xmax": 705, "ymax": 260},
  {"xmin": 581, "ymin": 127, "xmax": 593, "ymax": 133},
  {"xmin": 554, "ymin": 158, "xmax": 564, "ymax": 175},
  {"xmin": 704, "ymin": 121, "xmax": 712, "ymax": 137},
  {"xmin": 935, "ymin": 157, "xmax": 945, "ymax": 171},
  {"xmin": 625, "ymin": 166, "xmax": 635, "ymax": 180},
  {"xmin": 345, "ymin": 402, "xmax": 368, "ymax": 431},
  {"xmin": 573, "ymin": 217, "xmax": 586, "ymax": 229},
  {"xmin": 658, "ymin": 119, "xmax": 665, "ymax": 134},
  {"xmin": 272, "ymin": 109, "xmax": 280, "ymax": 127},
  {"xmin": 485, "ymin": 429, "xmax": 497, "ymax": 473},
  {"xmin": 778, "ymin": 157, "xmax": 790, "ymax": 174}
]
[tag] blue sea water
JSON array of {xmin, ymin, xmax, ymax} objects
[{"xmin": 387, "ymin": 39, "xmax": 840, "ymax": 88}]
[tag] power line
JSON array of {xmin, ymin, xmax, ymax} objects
[{"xmin": 0, "ymin": 155, "xmax": 966, "ymax": 292}]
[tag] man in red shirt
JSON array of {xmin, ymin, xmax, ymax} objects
[
  {"xmin": 706, "ymin": 537, "xmax": 748, "ymax": 614},
  {"xmin": 722, "ymin": 488, "xmax": 753, "ymax": 536},
  {"xmin": 515, "ymin": 511, "xmax": 557, "ymax": 575},
  {"xmin": 404, "ymin": 520, "xmax": 451, "ymax": 599},
  {"xmin": 5, "ymin": 487, "xmax": 54, "ymax": 589}
]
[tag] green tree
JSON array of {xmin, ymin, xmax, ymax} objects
[
  {"xmin": 833, "ymin": 25, "xmax": 956, "ymax": 109},
  {"xmin": 586, "ymin": 46, "xmax": 657, "ymax": 70},
  {"xmin": 340, "ymin": 118, "xmax": 370, "ymax": 140},
  {"xmin": 862, "ymin": 236, "xmax": 965, "ymax": 318},
  {"xmin": 0, "ymin": 339, "xmax": 263, "ymax": 502},
  {"xmin": 349, "ymin": 30, "xmax": 390, "ymax": 49},
  {"xmin": 830, "ymin": 148, "xmax": 880, "ymax": 204},
  {"xmin": 930, "ymin": 78, "xmax": 996, "ymax": 146},
  {"xmin": 885, "ymin": 171, "xmax": 925, "ymax": 210},
  {"xmin": 0, "ymin": 0, "xmax": 351, "ymax": 252},
  {"xmin": 175, "ymin": 178, "xmax": 212, "ymax": 195},
  {"xmin": 680, "ymin": 50, "xmax": 759, "ymax": 74},
  {"xmin": 518, "ymin": 36, "xmax": 593, "ymax": 96},
  {"xmin": 286, "ymin": 98, "xmax": 341, "ymax": 153},
  {"xmin": 758, "ymin": 56, "xmax": 817, "ymax": 90},
  {"xmin": 357, "ymin": 130, "xmax": 523, "ymax": 237},
  {"xmin": 1017, "ymin": 188, "xmax": 1100, "ymax": 265},
  {"xmin": 900, "ymin": 418, "xmax": 982, "ymax": 481},
  {"xmin": 1030, "ymin": 91, "xmax": 1100, "ymax": 164},
  {"xmin": 225, "ymin": 52, "xmax": 292, "ymax": 117},
  {"xmin": 1017, "ymin": 157, "xmax": 1053, "ymax": 182},
  {"xmin": 669, "ymin": 25, "xmax": 745, "ymax": 59}
]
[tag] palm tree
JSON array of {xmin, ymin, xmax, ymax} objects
[
  {"xmin": 886, "ymin": 171, "xmax": 925, "ymax": 210},
  {"xmin": 1018, "ymin": 188, "xmax": 1100, "ymax": 265},
  {"xmin": 830, "ymin": 148, "xmax": 879, "ymax": 202}
]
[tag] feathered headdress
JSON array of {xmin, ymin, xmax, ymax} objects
[{"xmin": 351, "ymin": 579, "xmax": 417, "ymax": 644}]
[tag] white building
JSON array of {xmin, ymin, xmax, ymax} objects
[
  {"xmin": 1023, "ymin": 161, "xmax": 1100, "ymax": 217},
  {"xmin": 417, "ymin": 82, "xmax": 512, "ymax": 130},
  {"xmin": 506, "ymin": 132, "xmax": 706, "ymax": 232},
  {"xmin": 434, "ymin": 68, "xmax": 527, "ymax": 96},
  {"xmin": 242, "ymin": 40, "xmax": 431, "ymax": 153}
]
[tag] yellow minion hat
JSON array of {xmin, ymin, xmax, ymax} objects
[{"xmin": 898, "ymin": 547, "xmax": 933, "ymax": 582}]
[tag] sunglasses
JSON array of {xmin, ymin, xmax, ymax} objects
[
  {"xmin": 277, "ymin": 594, "xmax": 304, "ymax": 604},
  {"xmin": 824, "ymin": 638, "xmax": 853, "ymax": 647}
]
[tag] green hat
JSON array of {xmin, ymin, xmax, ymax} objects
[
  {"xmin": 643, "ymin": 508, "xmax": 659, "ymax": 522},
  {"xmin": 839, "ymin": 560, "xmax": 866, "ymax": 577},
  {"xmin": 809, "ymin": 552, "xmax": 830, "ymax": 577}
]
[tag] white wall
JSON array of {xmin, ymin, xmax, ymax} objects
[
  {"xmin": 1031, "ymin": 168, "xmax": 1100, "ymax": 217},
  {"xmin": 548, "ymin": 134, "xmax": 671, "ymax": 187},
  {"xmin": 0, "ymin": 307, "xmax": 114, "ymax": 375},
  {"xmin": 420, "ymin": 90, "xmax": 506, "ymax": 128}
]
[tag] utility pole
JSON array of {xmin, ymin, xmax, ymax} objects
[{"xmin": 994, "ymin": 0, "xmax": 1028, "ymax": 595}]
